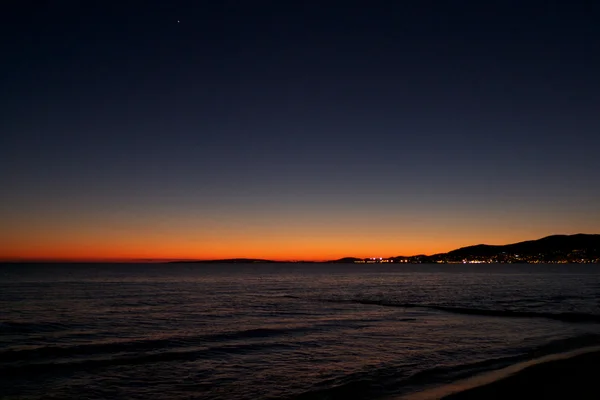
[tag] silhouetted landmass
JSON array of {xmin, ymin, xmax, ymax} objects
[
  {"xmin": 436, "ymin": 234, "xmax": 600, "ymax": 263},
  {"xmin": 332, "ymin": 234, "xmax": 600, "ymax": 264},
  {"xmin": 448, "ymin": 234, "xmax": 599, "ymax": 256},
  {"xmin": 170, "ymin": 258, "xmax": 277, "ymax": 264},
  {"xmin": 327, "ymin": 257, "xmax": 363, "ymax": 263}
]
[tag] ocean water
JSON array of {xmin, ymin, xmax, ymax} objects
[{"xmin": 2, "ymin": 263, "xmax": 600, "ymax": 399}]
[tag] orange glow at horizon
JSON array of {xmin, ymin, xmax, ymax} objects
[
  {"xmin": 2, "ymin": 227, "xmax": 593, "ymax": 262},
  {"xmin": 2, "ymin": 199, "xmax": 597, "ymax": 263},
  {"xmin": 0, "ymin": 236, "xmax": 459, "ymax": 262}
]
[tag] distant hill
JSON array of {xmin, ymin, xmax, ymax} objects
[
  {"xmin": 327, "ymin": 257, "xmax": 363, "ymax": 263},
  {"xmin": 434, "ymin": 234, "xmax": 600, "ymax": 262},
  {"xmin": 445, "ymin": 234, "xmax": 600, "ymax": 257},
  {"xmin": 331, "ymin": 234, "xmax": 600, "ymax": 263},
  {"xmin": 170, "ymin": 258, "xmax": 277, "ymax": 264}
]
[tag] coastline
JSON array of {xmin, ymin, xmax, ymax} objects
[{"xmin": 402, "ymin": 346, "xmax": 600, "ymax": 400}]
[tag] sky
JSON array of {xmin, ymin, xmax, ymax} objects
[{"xmin": 1, "ymin": 0, "xmax": 599, "ymax": 261}]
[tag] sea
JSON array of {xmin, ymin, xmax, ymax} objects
[{"xmin": 2, "ymin": 262, "xmax": 600, "ymax": 400}]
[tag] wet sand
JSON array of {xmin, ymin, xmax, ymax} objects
[{"xmin": 442, "ymin": 350, "xmax": 600, "ymax": 399}]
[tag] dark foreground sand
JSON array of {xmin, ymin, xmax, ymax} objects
[{"xmin": 442, "ymin": 350, "xmax": 600, "ymax": 399}]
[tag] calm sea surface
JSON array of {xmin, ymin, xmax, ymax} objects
[{"xmin": 2, "ymin": 263, "xmax": 600, "ymax": 399}]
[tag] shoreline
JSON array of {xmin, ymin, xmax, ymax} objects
[{"xmin": 401, "ymin": 345, "xmax": 600, "ymax": 399}]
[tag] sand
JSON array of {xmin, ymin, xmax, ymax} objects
[
  {"xmin": 442, "ymin": 349, "xmax": 600, "ymax": 399},
  {"xmin": 400, "ymin": 347, "xmax": 600, "ymax": 400}
]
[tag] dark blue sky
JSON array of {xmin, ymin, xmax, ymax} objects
[{"xmin": 2, "ymin": 1, "xmax": 599, "ymax": 260}]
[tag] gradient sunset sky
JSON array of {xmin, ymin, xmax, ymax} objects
[{"xmin": 1, "ymin": 1, "xmax": 599, "ymax": 261}]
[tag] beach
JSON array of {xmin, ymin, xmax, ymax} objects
[{"xmin": 429, "ymin": 349, "xmax": 600, "ymax": 399}]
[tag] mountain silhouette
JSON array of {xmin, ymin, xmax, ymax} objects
[{"xmin": 443, "ymin": 234, "xmax": 600, "ymax": 258}]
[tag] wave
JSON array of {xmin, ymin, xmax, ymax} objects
[
  {"xmin": 328, "ymin": 299, "xmax": 600, "ymax": 323},
  {"xmin": 286, "ymin": 354, "xmax": 530, "ymax": 400},
  {"xmin": 0, "ymin": 325, "xmax": 315, "ymax": 364},
  {"xmin": 0, "ymin": 321, "xmax": 73, "ymax": 334},
  {"xmin": 286, "ymin": 333, "xmax": 600, "ymax": 400},
  {"xmin": 547, "ymin": 294, "xmax": 589, "ymax": 302},
  {"xmin": 0, "ymin": 338, "xmax": 324, "ymax": 377},
  {"xmin": 0, "ymin": 325, "xmax": 320, "ymax": 368}
]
